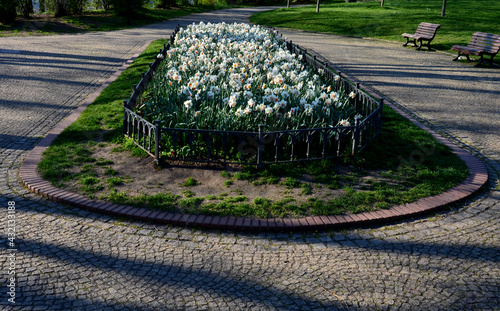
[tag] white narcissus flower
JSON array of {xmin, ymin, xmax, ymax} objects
[
  {"xmin": 339, "ymin": 119, "xmax": 351, "ymax": 127},
  {"xmin": 148, "ymin": 22, "xmax": 357, "ymax": 131}
]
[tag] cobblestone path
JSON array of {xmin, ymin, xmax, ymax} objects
[{"xmin": 1, "ymin": 7, "xmax": 499, "ymax": 310}]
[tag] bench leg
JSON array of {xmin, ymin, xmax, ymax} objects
[
  {"xmin": 474, "ymin": 54, "xmax": 495, "ymax": 67},
  {"xmin": 475, "ymin": 55, "xmax": 485, "ymax": 67},
  {"xmin": 416, "ymin": 39, "xmax": 433, "ymax": 51},
  {"xmin": 416, "ymin": 39, "xmax": 423, "ymax": 50},
  {"xmin": 453, "ymin": 53, "xmax": 471, "ymax": 62},
  {"xmin": 403, "ymin": 37, "xmax": 417, "ymax": 48}
]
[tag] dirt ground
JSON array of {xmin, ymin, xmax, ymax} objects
[{"xmin": 62, "ymin": 143, "xmax": 374, "ymax": 207}]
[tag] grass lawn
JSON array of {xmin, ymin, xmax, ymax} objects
[
  {"xmin": 250, "ymin": 0, "xmax": 500, "ymax": 55},
  {"xmin": 37, "ymin": 37, "xmax": 469, "ymax": 219}
]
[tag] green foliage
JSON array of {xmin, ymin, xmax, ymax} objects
[
  {"xmin": 0, "ymin": 0, "xmax": 18, "ymax": 24},
  {"xmin": 106, "ymin": 177, "xmax": 123, "ymax": 187},
  {"xmin": 182, "ymin": 177, "xmax": 200, "ymax": 187},
  {"xmin": 108, "ymin": 0, "xmax": 147, "ymax": 18}
]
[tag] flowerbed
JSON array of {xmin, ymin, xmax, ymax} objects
[
  {"xmin": 137, "ymin": 22, "xmax": 358, "ymax": 132},
  {"xmin": 124, "ymin": 22, "xmax": 382, "ymax": 165}
]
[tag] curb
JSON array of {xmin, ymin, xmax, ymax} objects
[{"xmin": 19, "ymin": 40, "xmax": 489, "ymax": 233}]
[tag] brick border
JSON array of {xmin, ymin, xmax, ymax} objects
[{"xmin": 19, "ymin": 40, "xmax": 489, "ymax": 232}]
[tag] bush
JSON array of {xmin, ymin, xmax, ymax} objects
[
  {"xmin": 49, "ymin": 0, "xmax": 86, "ymax": 17},
  {"xmin": 109, "ymin": 0, "xmax": 146, "ymax": 16},
  {"xmin": 0, "ymin": 0, "xmax": 18, "ymax": 24}
]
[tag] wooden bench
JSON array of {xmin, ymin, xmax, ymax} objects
[
  {"xmin": 451, "ymin": 32, "xmax": 500, "ymax": 67},
  {"xmin": 402, "ymin": 22, "xmax": 441, "ymax": 50}
]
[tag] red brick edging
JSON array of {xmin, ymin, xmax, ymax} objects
[{"xmin": 19, "ymin": 41, "xmax": 489, "ymax": 232}]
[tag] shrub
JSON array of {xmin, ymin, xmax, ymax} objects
[{"xmin": 0, "ymin": 0, "xmax": 17, "ymax": 24}]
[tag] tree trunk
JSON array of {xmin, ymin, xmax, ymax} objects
[
  {"xmin": 381, "ymin": 0, "xmax": 384, "ymax": 7},
  {"xmin": 287, "ymin": 0, "xmax": 290, "ymax": 8},
  {"xmin": 54, "ymin": 0, "xmax": 68, "ymax": 17},
  {"xmin": 39, "ymin": 0, "xmax": 46, "ymax": 13},
  {"xmin": 441, "ymin": 0, "xmax": 447, "ymax": 17},
  {"xmin": 20, "ymin": 0, "xmax": 34, "ymax": 18},
  {"xmin": 316, "ymin": 0, "xmax": 320, "ymax": 13}
]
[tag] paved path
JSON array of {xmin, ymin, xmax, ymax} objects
[{"xmin": 1, "ymin": 7, "xmax": 499, "ymax": 310}]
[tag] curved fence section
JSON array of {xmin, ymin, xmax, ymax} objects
[{"xmin": 124, "ymin": 25, "xmax": 384, "ymax": 167}]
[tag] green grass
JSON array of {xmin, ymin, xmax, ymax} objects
[
  {"xmin": 250, "ymin": 0, "xmax": 500, "ymax": 55},
  {"xmin": 182, "ymin": 177, "xmax": 200, "ymax": 187},
  {"xmin": 38, "ymin": 30, "xmax": 470, "ymax": 219}
]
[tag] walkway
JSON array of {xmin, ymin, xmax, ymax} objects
[{"xmin": 1, "ymin": 7, "xmax": 499, "ymax": 310}]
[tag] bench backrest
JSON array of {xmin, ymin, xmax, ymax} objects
[
  {"xmin": 415, "ymin": 22, "xmax": 441, "ymax": 38},
  {"xmin": 468, "ymin": 32, "xmax": 500, "ymax": 54}
]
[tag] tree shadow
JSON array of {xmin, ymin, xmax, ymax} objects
[{"xmin": 1, "ymin": 235, "xmax": 352, "ymax": 310}]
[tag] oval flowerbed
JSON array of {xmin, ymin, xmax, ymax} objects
[
  {"xmin": 33, "ymin": 36, "xmax": 471, "ymax": 224},
  {"xmin": 125, "ymin": 22, "xmax": 382, "ymax": 165}
]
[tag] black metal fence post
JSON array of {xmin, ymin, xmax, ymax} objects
[
  {"xmin": 123, "ymin": 101, "xmax": 129, "ymax": 136},
  {"xmin": 257, "ymin": 124, "xmax": 265, "ymax": 168},
  {"xmin": 352, "ymin": 116, "xmax": 361, "ymax": 157},
  {"xmin": 155, "ymin": 120, "xmax": 161, "ymax": 164}
]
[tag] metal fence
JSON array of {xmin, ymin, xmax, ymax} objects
[{"xmin": 124, "ymin": 26, "xmax": 384, "ymax": 167}]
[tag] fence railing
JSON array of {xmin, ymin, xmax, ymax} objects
[{"xmin": 124, "ymin": 25, "xmax": 384, "ymax": 167}]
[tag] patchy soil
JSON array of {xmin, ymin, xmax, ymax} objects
[
  {"xmin": 63, "ymin": 143, "xmax": 351, "ymax": 203},
  {"xmin": 58, "ymin": 142, "xmax": 401, "ymax": 216}
]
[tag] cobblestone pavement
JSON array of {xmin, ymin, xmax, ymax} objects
[{"xmin": 1, "ymin": 7, "xmax": 500, "ymax": 310}]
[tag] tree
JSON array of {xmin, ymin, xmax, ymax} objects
[
  {"xmin": 156, "ymin": 0, "xmax": 176, "ymax": 8},
  {"xmin": 441, "ymin": 0, "xmax": 447, "ymax": 17},
  {"xmin": 39, "ymin": 0, "xmax": 46, "ymax": 12},
  {"xmin": 316, "ymin": 0, "xmax": 319, "ymax": 13},
  {"xmin": 0, "ymin": 0, "xmax": 18, "ymax": 24},
  {"xmin": 19, "ymin": 0, "xmax": 34, "ymax": 17},
  {"xmin": 109, "ymin": 0, "xmax": 147, "ymax": 24},
  {"xmin": 53, "ymin": 0, "xmax": 86, "ymax": 17},
  {"xmin": 55, "ymin": 0, "xmax": 68, "ymax": 17}
]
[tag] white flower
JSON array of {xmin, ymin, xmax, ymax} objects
[
  {"xmin": 265, "ymin": 107, "xmax": 274, "ymax": 115},
  {"xmin": 304, "ymin": 104, "xmax": 313, "ymax": 115},
  {"xmin": 330, "ymin": 91, "xmax": 339, "ymax": 102},
  {"xmin": 184, "ymin": 100, "xmax": 193, "ymax": 109},
  {"xmin": 288, "ymin": 107, "xmax": 299, "ymax": 117},
  {"xmin": 349, "ymin": 91, "xmax": 356, "ymax": 99},
  {"xmin": 273, "ymin": 74, "xmax": 284, "ymax": 85},
  {"xmin": 339, "ymin": 119, "xmax": 351, "ymax": 127},
  {"xmin": 235, "ymin": 108, "xmax": 244, "ymax": 117}
]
